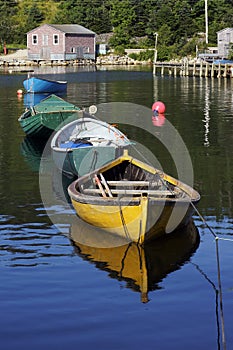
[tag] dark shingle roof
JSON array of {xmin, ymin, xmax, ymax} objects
[{"xmin": 48, "ymin": 24, "xmax": 95, "ymax": 35}]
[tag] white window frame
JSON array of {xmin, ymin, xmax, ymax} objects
[
  {"xmin": 32, "ymin": 34, "xmax": 38, "ymax": 45},
  {"xmin": 53, "ymin": 34, "xmax": 59, "ymax": 45}
]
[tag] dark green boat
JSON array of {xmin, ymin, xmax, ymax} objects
[{"xmin": 18, "ymin": 94, "xmax": 81, "ymax": 138}]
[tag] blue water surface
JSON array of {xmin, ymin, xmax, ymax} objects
[{"xmin": 0, "ymin": 67, "xmax": 232, "ymax": 350}]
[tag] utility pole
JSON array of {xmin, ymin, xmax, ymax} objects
[
  {"xmin": 205, "ymin": 0, "xmax": 208, "ymax": 44},
  {"xmin": 153, "ymin": 32, "xmax": 158, "ymax": 75}
]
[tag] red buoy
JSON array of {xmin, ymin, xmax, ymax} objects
[{"xmin": 152, "ymin": 101, "xmax": 166, "ymax": 114}]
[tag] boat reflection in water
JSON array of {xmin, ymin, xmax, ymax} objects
[
  {"xmin": 70, "ymin": 218, "xmax": 200, "ymax": 303},
  {"xmin": 20, "ymin": 136, "xmax": 46, "ymax": 172},
  {"xmin": 23, "ymin": 92, "xmax": 67, "ymax": 108}
]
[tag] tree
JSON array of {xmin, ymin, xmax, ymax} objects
[
  {"xmin": 1, "ymin": 0, "xmax": 233, "ymax": 56},
  {"xmin": 54, "ymin": 0, "xmax": 111, "ymax": 33},
  {"xmin": 108, "ymin": 0, "xmax": 136, "ymax": 47},
  {"xmin": 0, "ymin": 0, "xmax": 18, "ymax": 44}
]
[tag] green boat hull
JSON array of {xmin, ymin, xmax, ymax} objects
[
  {"xmin": 53, "ymin": 146, "xmax": 120, "ymax": 177},
  {"xmin": 18, "ymin": 94, "xmax": 81, "ymax": 138}
]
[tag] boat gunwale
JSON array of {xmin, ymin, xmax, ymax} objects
[
  {"xmin": 26, "ymin": 77, "xmax": 67, "ymax": 84},
  {"xmin": 68, "ymin": 153, "xmax": 201, "ymax": 205},
  {"xmin": 23, "ymin": 77, "xmax": 67, "ymax": 93},
  {"xmin": 50, "ymin": 116, "xmax": 132, "ymax": 149},
  {"xmin": 18, "ymin": 94, "xmax": 80, "ymax": 122}
]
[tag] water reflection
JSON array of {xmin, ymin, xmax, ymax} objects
[
  {"xmin": 203, "ymin": 80, "xmax": 210, "ymax": 147},
  {"xmin": 70, "ymin": 219, "xmax": 200, "ymax": 303},
  {"xmin": 20, "ymin": 136, "xmax": 46, "ymax": 171},
  {"xmin": 152, "ymin": 113, "xmax": 165, "ymax": 127},
  {"xmin": 23, "ymin": 91, "xmax": 67, "ymax": 107},
  {"xmin": 52, "ymin": 167, "xmax": 75, "ymax": 204},
  {"xmin": 0, "ymin": 212, "xmax": 72, "ymax": 268}
]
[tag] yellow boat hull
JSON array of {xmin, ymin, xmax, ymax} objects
[
  {"xmin": 71, "ymin": 196, "xmax": 148, "ymax": 244},
  {"xmin": 71, "ymin": 196, "xmax": 195, "ymax": 244},
  {"xmin": 68, "ymin": 150, "xmax": 200, "ymax": 244}
]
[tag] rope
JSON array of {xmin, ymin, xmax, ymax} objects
[
  {"xmin": 192, "ymin": 261, "xmax": 221, "ymax": 348},
  {"xmin": 66, "ymin": 149, "xmax": 79, "ymax": 177},
  {"xmin": 118, "ymin": 198, "xmax": 131, "ymax": 242},
  {"xmin": 191, "ymin": 201, "xmax": 217, "ymax": 237},
  {"xmin": 89, "ymin": 150, "xmax": 98, "ymax": 173},
  {"xmin": 59, "ymin": 111, "xmax": 65, "ymax": 123},
  {"xmin": 190, "ymin": 200, "xmax": 229, "ymax": 350},
  {"xmin": 119, "ymin": 243, "xmax": 132, "ymax": 278},
  {"xmin": 216, "ymin": 237, "xmax": 233, "ymax": 242},
  {"xmin": 215, "ymin": 237, "xmax": 227, "ymax": 350},
  {"xmin": 98, "ymin": 115, "xmax": 230, "ymax": 347}
]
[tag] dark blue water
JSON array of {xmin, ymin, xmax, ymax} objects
[{"xmin": 0, "ymin": 66, "xmax": 233, "ymax": 350}]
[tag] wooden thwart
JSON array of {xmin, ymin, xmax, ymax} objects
[
  {"xmin": 83, "ymin": 188, "xmax": 176, "ymax": 196},
  {"xmin": 107, "ymin": 180, "xmax": 161, "ymax": 187}
]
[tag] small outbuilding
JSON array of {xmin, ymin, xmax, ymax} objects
[
  {"xmin": 27, "ymin": 24, "xmax": 96, "ymax": 61},
  {"xmin": 217, "ymin": 28, "xmax": 233, "ymax": 58}
]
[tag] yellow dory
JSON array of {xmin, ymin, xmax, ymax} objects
[{"xmin": 68, "ymin": 151, "xmax": 200, "ymax": 244}]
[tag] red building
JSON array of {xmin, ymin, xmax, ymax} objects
[{"xmin": 27, "ymin": 24, "xmax": 96, "ymax": 61}]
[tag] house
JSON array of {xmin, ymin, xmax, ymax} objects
[
  {"xmin": 27, "ymin": 24, "xmax": 96, "ymax": 61},
  {"xmin": 217, "ymin": 28, "xmax": 233, "ymax": 58},
  {"xmin": 198, "ymin": 28, "xmax": 233, "ymax": 62}
]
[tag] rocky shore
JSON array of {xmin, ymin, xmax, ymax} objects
[{"xmin": 0, "ymin": 49, "xmax": 149, "ymax": 68}]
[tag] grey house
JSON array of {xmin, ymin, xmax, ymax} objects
[
  {"xmin": 27, "ymin": 24, "xmax": 96, "ymax": 61},
  {"xmin": 217, "ymin": 28, "xmax": 233, "ymax": 58}
]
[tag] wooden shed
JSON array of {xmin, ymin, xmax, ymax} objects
[
  {"xmin": 217, "ymin": 28, "xmax": 233, "ymax": 58},
  {"xmin": 27, "ymin": 24, "xmax": 96, "ymax": 61}
]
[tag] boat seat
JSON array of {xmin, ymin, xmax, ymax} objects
[
  {"xmin": 82, "ymin": 188, "xmax": 176, "ymax": 197},
  {"xmin": 106, "ymin": 180, "xmax": 162, "ymax": 187}
]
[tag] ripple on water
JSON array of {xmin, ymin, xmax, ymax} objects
[{"xmin": 0, "ymin": 216, "xmax": 72, "ymax": 268}]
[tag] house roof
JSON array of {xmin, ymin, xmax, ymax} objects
[
  {"xmin": 217, "ymin": 27, "xmax": 233, "ymax": 33},
  {"xmin": 27, "ymin": 24, "xmax": 95, "ymax": 35}
]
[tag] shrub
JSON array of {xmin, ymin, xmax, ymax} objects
[{"xmin": 114, "ymin": 46, "xmax": 126, "ymax": 55}]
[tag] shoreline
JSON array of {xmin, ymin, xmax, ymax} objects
[
  {"xmin": 1, "ymin": 50, "xmax": 232, "ymax": 79},
  {"xmin": 0, "ymin": 49, "xmax": 149, "ymax": 68}
]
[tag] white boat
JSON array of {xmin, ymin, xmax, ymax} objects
[{"xmin": 51, "ymin": 112, "xmax": 133, "ymax": 177}]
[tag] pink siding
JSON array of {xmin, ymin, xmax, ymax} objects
[
  {"xmin": 27, "ymin": 24, "xmax": 95, "ymax": 60},
  {"xmin": 65, "ymin": 35, "xmax": 95, "ymax": 54},
  {"xmin": 27, "ymin": 25, "xmax": 64, "ymax": 57}
]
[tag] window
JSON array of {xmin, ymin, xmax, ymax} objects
[
  {"xmin": 32, "ymin": 34, "xmax": 38, "ymax": 45},
  {"xmin": 53, "ymin": 34, "xmax": 59, "ymax": 45}
]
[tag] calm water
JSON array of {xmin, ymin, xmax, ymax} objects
[{"xmin": 0, "ymin": 66, "xmax": 233, "ymax": 350}]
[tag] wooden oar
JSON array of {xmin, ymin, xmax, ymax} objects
[
  {"xmin": 94, "ymin": 174, "xmax": 107, "ymax": 198},
  {"xmin": 100, "ymin": 173, "xmax": 113, "ymax": 197}
]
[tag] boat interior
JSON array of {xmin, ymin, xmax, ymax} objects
[{"xmin": 78, "ymin": 159, "xmax": 187, "ymax": 200}]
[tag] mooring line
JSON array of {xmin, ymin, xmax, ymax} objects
[
  {"xmin": 191, "ymin": 201, "xmax": 217, "ymax": 237},
  {"xmin": 217, "ymin": 237, "xmax": 233, "ymax": 242},
  {"xmin": 190, "ymin": 201, "xmax": 231, "ymax": 350},
  {"xmin": 215, "ymin": 237, "xmax": 227, "ymax": 350},
  {"xmin": 192, "ymin": 261, "xmax": 221, "ymax": 349},
  {"xmin": 93, "ymin": 123, "xmax": 230, "ymax": 348}
]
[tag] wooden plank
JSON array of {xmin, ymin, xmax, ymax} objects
[
  {"xmin": 82, "ymin": 188, "xmax": 176, "ymax": 196},
  {"xmin": 106, "ymin": 180, "xmax": 161, "ymax": 187}
]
